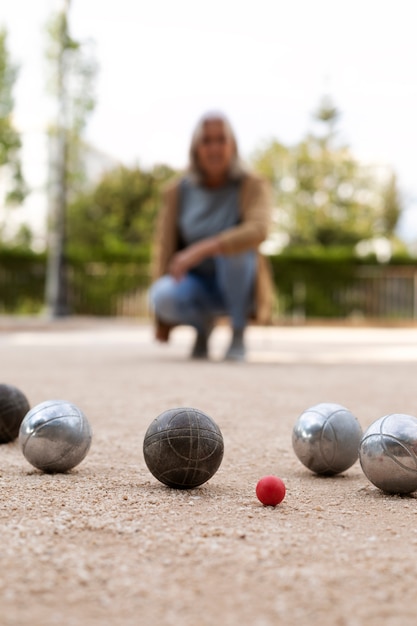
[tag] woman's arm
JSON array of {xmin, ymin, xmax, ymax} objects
[
  {"xmin": 151, "ymin": 181, "xmax": 181, "ymax": 281},
  {"xmin": 218, "ymin": 175, "xmax": 272, "ymax": 254},
  {"xmin": 167, "ymin": 175, "xmax": 272, "ymax": 281},
  {"xmin": 168, "ymin": 236, "xmax": 222, "ymax": 281}
]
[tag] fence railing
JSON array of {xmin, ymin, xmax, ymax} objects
[
  {"xmin": 1, "ymin": 252, "xmax": 417, "ymax": 320},
  {"xmin": 273, "ymin": 266, "xmax": 417, "ymax": 321},
  {"xmin": 0, "ymin": 256, "xmax": 150, "ymax": 317},
  {"xmin": 69, "ymin": 261, "xmax": 150, "ymax": 317},
  {"xmin": 340, "ymin": 267, "xmax": 417, "ymax": 320}
]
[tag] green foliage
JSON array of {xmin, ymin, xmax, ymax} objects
[
  {"xmin": 67, "ymin": 164, "xmax": 177, "ymax": 256},
  {"xmin": 69, "ymin": 257, "xmax": 150, "ymax": 315},
  {"xmin": 0, "ymin": 29, "xmax": 19, "ymax": 161},
  {"xmin": 45, "ymin": 8, "xmax": 98, "ymax": 195},
  {"xmin": 68, "ymin": 248, "xmax": 151, "ymax": 317},
  {"xmin": 269, "ymin": 248, "xmax": 358, "ymax": 317},
  {"xmin": 0, "ymin": 248, "xmax": 46, "ymax": 313},
  {"xmin": 1, "ymin": 246, "xmax": 416, "ymax": 318},
  {"xmin": 382, "ymin": 172, "xmax": 402, "ymax": 234},
  {"xmin": 0, "ymin": 248, "xmax": 150, "ymax": 316},
  {"xmin": 46, "ymin": 11, "xmax": 97, "ymax": 133},
  {"xmin": 44, "ymin": 4, "xmax": 98, "ymax": 315},
  {"xmin": 314, "ymin": 97, "xmax": 340, "ymax": 124},
  {"xmin": 269, "ymin": 248, "xmax": 415, "ymax": 319},
  {"xmin": 252, "ymin": 97, "xmax": 402, "ymax": 247},
  {"xmin": 0, "ymin": 28, "xmax": 27, "ymax": 206}
]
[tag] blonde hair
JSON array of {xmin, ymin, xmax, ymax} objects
[{"xmin": 188, "ymin": 111, "xmax": 247, "ymax": 183}]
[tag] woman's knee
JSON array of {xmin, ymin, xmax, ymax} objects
[
  {"xmin": 216, "ymin": 251, "xmax": 256, "ymax": 273},
  {"xmin": 215, "ymin": 252, "xmax": 257, "ymax": 290},
  {"xmin": 150, "ymin": 276, "xmax": 178, "ymax": 319}
]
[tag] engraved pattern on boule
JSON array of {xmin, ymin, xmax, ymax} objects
[
  {"xmin": 19, "ymin": 400, "xmax": 92, "ymax": 473},
  {"xmin": 292, "ymin": 402, "xmax": 362, "ymax": 475},
  {"xmin": 143, "ymin": 407, "xmax": 224, "ymax": 489},
  {"xmin": 360, "ymin": 413, "xmax": 417, "ymax": 494}
]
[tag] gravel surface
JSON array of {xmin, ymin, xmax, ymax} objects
[{"xmin": 1, "ymin": 320, "xmax": 417, "ymax": 626}]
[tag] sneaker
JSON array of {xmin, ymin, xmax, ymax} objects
[
  {"xmin": 190, "ymin": 324, "xmax": 213, "ymax": 360},
  {"xmin": 224, "ymin": 329, "xmax": 246, "ymax": 362},
  {"xmin": 191, "ymin": 333, "xmax": 209, "ymax": 359}
]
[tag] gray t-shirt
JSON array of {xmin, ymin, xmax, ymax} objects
[{"xmin": 178, "ymin": 178, "xmax": 240, "ymax": 275}]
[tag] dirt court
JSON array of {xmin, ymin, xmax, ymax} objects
[{"xmin": 1, "ymin": 318, "xmax": 417, "ymax": 626}]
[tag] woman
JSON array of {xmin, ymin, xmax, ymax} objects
[{"xmin": 150, "ymin": 112, "xmax": 273, "ymax": 361}]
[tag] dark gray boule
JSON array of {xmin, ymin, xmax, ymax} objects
[
  {"xmin": 0, "ymin": 384, "xmax": 30, "ymax": 443},
  {"xmin": 143, "ymin": 407, "xmax": 224, "ymax": 489}
]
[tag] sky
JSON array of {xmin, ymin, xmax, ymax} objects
[{"xmin": 1, "ymin": 0, "xmax": 417, "ymax": 239}]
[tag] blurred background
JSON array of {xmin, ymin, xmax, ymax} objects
[{"xmin": 1, "ymin": 0, "xmax": 416, "ymax": 321}]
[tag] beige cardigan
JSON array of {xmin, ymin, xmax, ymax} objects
[{"xmin": 152, "ymin": 173, "xmax": 274, "ymax": 340}]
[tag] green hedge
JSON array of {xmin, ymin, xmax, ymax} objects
[
  {"xmin": 0, "ymin": 247, "xmax": 151, "ymax": 316},
  {"xmin": 269, "ymin": 248, "xmax": 417, "ymax": 318},
  {"xmin": 1, "ymin": 246, "xmax": 416, "ymax": 318},
  {"xmin": 70, "ymin": 258, "xmax": 150, "ymax": 316},
  {"xmin": 0, "ymin": 248, "xmax": 47, "ymax": 314}
]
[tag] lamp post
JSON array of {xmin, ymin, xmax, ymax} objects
[{"xmin": 45, "ymin": 0, "xmax": 71, "ymax": 317}]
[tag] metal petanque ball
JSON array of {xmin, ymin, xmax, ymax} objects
[
  {"xmin": 0, "ymin": 383, "xmax": 30, "ymax": 443},
  {"xmin": 292, "ymin": 402, "xmax": 363, "ymax": 475},
  {"xmin": 19, "ymin": 400, "xmax": 92, "ymax": 473},
  {"xmin": 143, "ymin": 407, "xmax": 224, "ymax": 489},
  {"xmin": 359, "ymin": 414, "xmax": 417, "ymax": 494}
]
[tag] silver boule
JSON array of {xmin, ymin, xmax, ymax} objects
[
  {"xmin": 292, "ymin": 402, "xmax": 362, "ymax": 475},
  {"xmin": 359, "ymin": 413, "xmax": 417, "ymax": 494},
  {"xmin": 19, "ymin": 399, "xmax": 92, "ymax": 473}
]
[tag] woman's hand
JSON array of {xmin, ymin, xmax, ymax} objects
[{"xmin": 169, "ymin": 237, "xmax": 222, "ymax": 281}]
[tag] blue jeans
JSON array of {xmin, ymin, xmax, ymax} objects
[{"xmin": 150, "ymin": 251, "xmax": 256, "ymax": 332}]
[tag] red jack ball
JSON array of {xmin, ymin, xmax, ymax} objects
[{"xmin": 256, "ymin": 475, "xmax": 286, "ymax": 506}]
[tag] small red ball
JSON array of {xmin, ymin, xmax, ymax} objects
[{"xmin": 256, "ymin": 475, "xmax": 286, "ymax": 506}]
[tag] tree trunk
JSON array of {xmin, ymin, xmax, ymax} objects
[{"xmin": 45, "ymin": 0, "xmax": 71, "ymax": 317}]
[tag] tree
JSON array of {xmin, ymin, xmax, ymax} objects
[
  {"xmin": 45, "ymin": 0, "xmax": 97, "ymax": 316},
  {"xmin": 0, "ymin": 28, "xmax": 27, "ymax": 209},
  {"xmin": 67, "ymin": 164, "xmax": 176, "ymax": 256},
  {"xmin": 253, "ymin": 97, "xmax": 402, "ymax": 248}
]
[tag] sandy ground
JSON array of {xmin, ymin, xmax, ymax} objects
[{"xmin": 2, "ymin": 319, "xmax": 417, "ymax": 626}]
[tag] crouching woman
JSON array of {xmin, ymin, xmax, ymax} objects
[{"xmin": 150, "ymin": 112, "xmax": 273, "ymax": 361}]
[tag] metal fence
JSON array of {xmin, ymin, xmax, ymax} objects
[
  {"xmin": 0, "ymin": 258, "xmax": 151, "ymax": 317},
  {"xmin": 69, "ymin": 261, "xmax": 150, "ymax": 317},
  {"xmin": 340, "ymin": 267, "xmax": 417, "ymax": 320},
  {"xmin": 1, "ymin": 257, "xmax": 417, "ymax": 320},
  {"xmin": 273, "ymin": 266, "xmax": 417, "ymax": 321}
]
